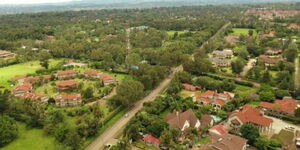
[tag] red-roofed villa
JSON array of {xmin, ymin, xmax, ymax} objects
[
  {"xmin": 197, "ymin": 90, "xmax": 235, "ymax": 109},
  {"xmin": 143, "ymin": 134, "xmax": 161, "ymax": 148},
  {"xmin": 260, "ymin": 97, "xmax": 300, "ymax": 117}
]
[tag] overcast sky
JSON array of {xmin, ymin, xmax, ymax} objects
[{"xmin": 0, "ymin": 0, "xmax": 75, "ymax": 4}]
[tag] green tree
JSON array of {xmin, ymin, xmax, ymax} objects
[
  {"xmin": 64, "ymin": 130, "xmax": 82, "ymax": 150},
  {"xmin": 255, "ymin": 135, "xmax": 270, "ymax": 150},
  {"xmin": 295, "ymin": 108, "xmax": 300, "ymax": 117},
  {"xmin": 0, "ymin": 90, "xmax": 10, "ymax": 113},
  {"xmin": 231, "ymin": 59, "xmax": 245, "ymax": 74},
  {"xmin": 284, "ymin": 48, "xmax": 298, "ymax": 62},
  {"xmin": 115, "ymin": 79, "xmax": 144, "ymax": 106},
  {"xmin": 240, "ymin": 123, "xmax": 260, "ymax": 145},
  {"xmin": 82, "ymin": 87, "xmax": 94, "ymax": 99},
  {"xmin": 0, "ymin": 115, "xmax": 18, "ymax": 146},
  {"xmin": 38, "ymin": 51, "xmax": 52, "ymax": 69},
  {"xmin": 259, "ymin": 91, "xmax": 275, "ymax": 102}
]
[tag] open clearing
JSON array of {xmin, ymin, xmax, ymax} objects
[
  {"xmin": 0, "ymin": 59, "xmax": 62, "ymax": 89},
  {"xmin": 232, "ymin": 28, "xmax": 257, "ymax": 36}
]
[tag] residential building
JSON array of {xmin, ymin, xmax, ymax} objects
[
  {"xmin": 266, "ymin": 48, "xmax": 282, "ymax": 56},
  {"xmin": 201, "ymin": 133, "xmax": 248, "ymax": 150},
  {"xmin": 165, "ymin": 109, "xmax": 200, "ymax": 133},
  {"xmin": 13, "ymin": 83, "xmax": 33, "ymax": 97},
  {"xmin": 143, "ymin": 134, "xmax": 161, "ymax": 148},
  {"xmin": 56, "ymin": 80, "xmax": 79, "ymax": 91},
  {"xmin": 57, "ymin": 70, "xmax": 77, "ymax": 80},
  {"xmin": 24, "ymin": 76, "xmax": 41, "ymax": 84},
  {"xmin": 0, "ymin": 50, "xmax": 16, "ymax": 58},
  {"xmin": 208, "ymin": 125, "xmax": 228, "ymax": 135},
  {"xmin": 225, "ymin": 35, "xmax": 240, "ymax": 44},
  {"xmin": 55, "ymin": 94, "xmax": 82, "ymax": 107},
  {"xmin": 20, "ymin": 93, "xmax": 49, "ymax": 104},
  {"xmin": 258, "ymin": 55, "xmax": 281, "ymax": 66},
  {"xmin": 197, "ymin": 90, "xmax": 235, "ymax": 109},
  {"xmin": 182, "ymin": 83, "xmax": 200, "ymax": 91},
  {"xmin": 13, "ymin": 75, "xmax": 28, "ymax": 84},
  {"xmin": 211, "ymin": 58, "xmax": 231, "ymax": 67},
  {"xmin": 260, "ymin": 97, "xmax": 300, "ymax": 117},
  {"xmin": 228, "ymin": 105, "xmax": 273, "ymax": 132},
  {"xmin": 212, "ymin": 49, "xmax": 233, "ymax": 59},
  {"xmin": 100, "ymin": 74, "xmax": 117, "ymax": 86},
  {"xmin": 84, "ymin": 69, "xmax": 102, "ymax": 78}
]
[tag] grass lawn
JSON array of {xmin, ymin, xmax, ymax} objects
[
  {"xmin": 272, "ymin": 130, "xmax": 296, "ymax": 150},
  {"xmin": 133, "ymin": 140, "xmax": 159, "ymax": 150},
  {"xmin": 2, "ymin": 123, "xmax": 60, "ymax": 150},
  {"xmin": 0, "ymin": 59, "xmax": 63, "ymax": 89},
  {"xmin": 197, "ymin": 137, "xmax": 211, "ymax": 145},
  {"xmin": 166, "ymin": 30, "xmax": 188, "ymax": 36},
  {"xmin": 232, "ymin": 28, "xmax": 257, "ymax": 36},
  {"xmin": 234, "ymin": 85, "xmax": 257, "ymax": 98},
  {"xmin": 179, "ymin": 90, "xmax": 202, "ymax": 98}
]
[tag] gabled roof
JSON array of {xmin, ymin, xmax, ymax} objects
[
  {"xmin": 84, "ymin": 69, "xmax": 100, "ymax": 76},
  {"xmin": 14, "ymin": 83, "xmax": 32, "ymax": 91},
  {"xmin": 200, "ymin": 114, "xmax": 213, "ymax": 128},
  {"xmin": 209, "ymin": 125, "xmax": 228, "ymax": 135},
  {"xmin": 100, "ymin": 74, "xmax": 115, "ymax": 81},
  {"xmin": 57, "ymin": 70, "xmax": 77, "ymax": 75},
  {"xmin": 260, "ymin": 97, "xmax": 300, "ymax": 115},
  {"xmin": 143, "ymin": 134, "xmax": 161, "ymax": 144},
  {"xmin": 165, "ymin": 109, "xmax": 199, "ymax": 130},
  {"xmin": 57, "ymin": 80, "xmax": 78, "ymax": 87},
  {"xmin": 259, "ymin": 55, "xmax": 280, "ymax": 64},
  {"xmin": 182, "ymin": 83, "xmax": 198, "ymax": 90},
  {"xmin": 231, "ymin": 105, "xmax": 273, "ymax": 127}
]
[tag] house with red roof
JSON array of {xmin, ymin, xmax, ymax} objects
[
  {"xmin": 20, "ymin": 93, "xmax": 49, "ymax": 104},
  {"xmin": 84, "ymin": 69, "xmax": 102, "ymax": 79},
  {"xmin": 259, "ymin": 55, "xmax": 281, "ymax": 67},
  {"xmin": 228, "ymin": 105, "xmax": 273, "ymax": 132},
  {"xmin": 260, "ymin": 97, "xmax": 300, "ymax": 117},
  {"xmin": 100, "ymin": 74, "xmax": 117, "ymax": 86},
  {"xmin": 143, "ymin": 134, "xmax": 161, "ymax": 148},
  {"xmin": 57, "ymin": 70, "xmax": 77, "ymax": 80},
  {"xmin": 182, "ymin": 83, "xmax": 200, "ymax": 91},
  {"xmin": 24, "ymin": 76, "xmax": 41, "ymax": 84},
  {"xmin": 165, "ymin": 109, "xmax": 201, "ymax": 134},
  {"xmin": 13, "ymin": 75, "xmax": 28, "ymax": 84},
  {"xmin": 56, "ymin": 80, "xmax": 79, "ymax": 91},
  {"xmin": 197, "ymin": 90, "xmax": 235, "ymax": 109},
  {"xmin": 208, "ymin": 125, "xmax": 228, "ymax": 136},
  {"xmin": 13, "ymin": 83, "xmax": 33, "ymax": 97},
  {"xmin": 41, "ymin": 75, "xmax": 52, "ymax": 82},
  {"xmin": 47, "ymin": 35, "xmax": 55, "ymax": 39},
  {"xmin": 55, "ymin": 94, "xmax": 82, "ymax": 107}
]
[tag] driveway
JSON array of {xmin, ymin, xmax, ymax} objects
[
  {"xmin": 240, "ymin": 58, "xmax": 256, "ymax": 77},
  {"xmin": 266, "ymin": 116, "xmax": 300, "ymax": 135}
]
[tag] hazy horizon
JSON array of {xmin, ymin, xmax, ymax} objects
[{"xmin": 0, "ymin": 0, "xmax": 75, "ymax": 5}]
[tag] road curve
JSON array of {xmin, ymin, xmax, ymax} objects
[{"xmin": 85, "ymin": 66, "xmax": 183, "ymax": 150}]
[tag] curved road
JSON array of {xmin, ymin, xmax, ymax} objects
[{"xmin": 85, "ymin": 66, "xmax": 183, "ymax": 150}]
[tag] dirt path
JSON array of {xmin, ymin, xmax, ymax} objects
[
  {"xmin": 85, "ymin": 87, "xmax": 117, "ymax": 106},
  {"xmin": 85, "ymin": 66, "xmax": 183, "ymax": 150},
  {"xmin": 241, "ymin": 58, "xmax": 256, "ymax": 77},
  {"xmin": 295, "ymin": 56, "xmax": 299, "ymax": 90}
]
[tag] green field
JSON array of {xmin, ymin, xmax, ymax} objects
[
  {"xmin": 1, "ymin": 123, "xmax": 59, "ymax": 150},
  {"xmin": 232, "ymin": 28, "xmax": 257, "ymax": 36},
  {"xmin": 0, "ymin": 59, "xmax": 62, "ymax": 89}
]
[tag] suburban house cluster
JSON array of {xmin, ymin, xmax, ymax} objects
[
  {"xmin": 245, "ymin": 9, "xmax": 300, "ymax": 20},
  {"xmin": 12, "ymin": 68, "xmax": 117, "ymax": 107},
  {"xmin": 197, "ymin": 90, "xmax": 235, "ymax": 109},
  {"xmin": 210, "ymin": 49, "xmax": 233, "ymax": 67}
]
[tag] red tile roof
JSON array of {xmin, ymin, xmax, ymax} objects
[
  {"xmin": 231, "ymin": 105, "xmax": 273, "ymax": 127},
  {"xmin": 60, "ymin": 94, "xmax": 81, "ymax": 100},
  {"xmin": 210, "ymin": 125, "xmax": 228, "ymax": 135},
  {"xmin": 20, "ymin": 93, "xmax": 46, "ymax": 101},
  {"xmin": 57, "ymin": 80, "xmax": 78, "ymax": 87},
  {"xmin": 85, "ymin": 69, "xmax": 99, "ymax": 76},
  {"xmin": 216, "ymin": 99, "xmax": 226, "ymax": 106},
  {"xmin": 259, "ymin": 55, "xmax": 280, "ymax": 64},
  {"xmin": 47, "ymin": 35, "xmax": 55, "ymax": 39},
  {"xmin": 13, "ymin": 75, "xmax": 27, "ymax": 81},
  {"xmin": 182, "ymin": 83, "xmax": 199, "ymax": 90},
  {"xmin": 260, "ymin": 97, "xmax": 300, "ymax": 115},
  {"xmin": 143, "ymin": 134, "xmax": 161, "ymax": 145},
  {"xmin": 100, "ymin": 74, "xmax": 115, "ymax": 81},
  {"xmin": 57, "ymin": 70, "xmax": 77, "ymax": 75},
  {"xmin": 15, "ymin": 83, "xmax": 32, "ymax": 91}
]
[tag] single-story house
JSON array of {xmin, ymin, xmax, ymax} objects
[
  {"xmin": 20, "ymin": 92, "xmax": 49, "ymax": 104},
  {"xmin": 84, "ymin": 69, "xmax": 102, "ymax": 78},
  {"xmin": 197, "ymin": 90, "xmax": 235, "ymax": 109},
  {"xmin": 55, "ymin": 94, "xmax": 82, "ymax": 107},
  {"xmin": 182, "ymin": 83, "xmax": 200, "ymax": 91},
  {"xmin": 143, "ymin": 134, "xmax": 161, "ymax": 148}
]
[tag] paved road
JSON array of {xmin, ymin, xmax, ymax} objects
[
  {"xmin": 85, "ymin": 22, "xmax": 231, "ymax": 150},
  {"xmin": 85, "ymin": 66, "xmax": 183, "ymax": 150},
  {"xmin": 240, "ymin": 58, "xmax": 256, "ymax": 77},
  {"xmin": 295, "ymin": 56, "xmax": 299, "ymax": 90}
]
